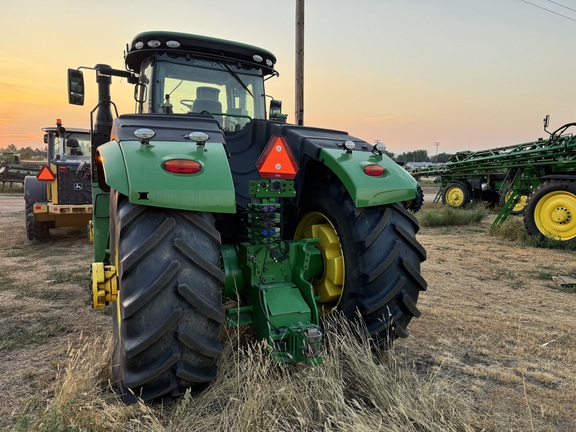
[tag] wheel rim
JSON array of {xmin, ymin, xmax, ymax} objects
[
  {"xmin": 506, "ymin": 191, "xmax": 527, "ymax": 213},
  {"xmin": 445, "ymin": 186, "xmax": 465, "ymax": 207},
  {"xmin": 534, "ymin": 190, "xmax": 576, "ymax": 240},
  {"xmin": 294, "ymin": 211, "xmax": 344, "ymax": 313}
]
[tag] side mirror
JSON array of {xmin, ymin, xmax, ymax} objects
[
  {"xmin": 43, "ymin": 134, "xmax": 48, "ymax": 144},
  {"xmin": 543, "ymin": 114, "xmax": 550, "ymax": 129},
  {"xmin": 269, "ymin": 99, "xmax": 285, "ymax": 121},
  {"xmin": 67, "ymin": 69, "xmax": 85, "ymax": 106}
]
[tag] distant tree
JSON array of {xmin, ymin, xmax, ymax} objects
[
  {"xmin": 0, "ymin": 145, "xmax": 46, "ymax": 160},
  {"xmin": 434, "ymin": 152, "xmax": 454, "ymax": 164},
  {"xmin": 396, "ymin": 149, "xmax": 430, "ymax": 163},
  {"xmin": 383, "ymin": 149, "xmax": 395, "ymax": 159}
]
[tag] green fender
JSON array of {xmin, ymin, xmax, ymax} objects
[
  {"xmin": 318, "ymin": 148, "xmax": 418, "ymax": 207},
  {"xmin": 97, "ymin": 140, "xmax": 236, "ymax": 213}
]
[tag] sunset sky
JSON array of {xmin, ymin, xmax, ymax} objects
[{"xmin": 1, "ymin": 0, "xmax": 576, "ymax": 156}]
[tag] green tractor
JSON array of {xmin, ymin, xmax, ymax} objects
[{"xmin": 68, "ymin": 31, "xmax": 427, "ymax": 403}]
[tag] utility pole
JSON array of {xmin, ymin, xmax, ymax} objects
[
  {"xmin": 434, "ymin": 141, "xmax": 440, "ymax": 164},
  {"xmin": 295, "ymin": 0, "xmax": 305, "ymax": 126}
]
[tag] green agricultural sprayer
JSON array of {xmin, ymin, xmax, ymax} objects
[
  {"xmin": 413, "ymin": 117, "xmax": 576, "ymax": 242},
  {"xmin": 0, "ymin": 153, "xmax": 42, "ymax": 185},
  {"xmin": 67, "ymin": 31, "xmax": 427, "ymax": 403}
]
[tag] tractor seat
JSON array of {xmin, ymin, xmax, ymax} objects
[
  {"xmin": 192, "ymin": 86, "xmax": 222, "ymax": 125},
  {"xmin": 66, "ymin": 138, "xmax": 83, "ymax": 156}
]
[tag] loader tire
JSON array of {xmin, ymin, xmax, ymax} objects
[
  {"xmin": 25, "ymin": 200, "xmax": 49, "ymax": 241},
  {"xmin": 110, "ymin": 192, "xmax": 225, "ymax": 403},
  {"xmin": 295, "ymin": 179, "xmax": 427, "ymax": 347},
  {"xmin": 524, "ymin": 180, "xmax": 576, "ymax": 242},
  {"xmin": 442, "ymin": 181, "xmax": 471, "ymax": 208}
]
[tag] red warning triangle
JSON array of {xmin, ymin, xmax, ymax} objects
[
  {"xmin": 37, "ymin": 166, "xmax": 55, "ymax": 181},
  {"xmin": 256, "ymin": 136, "xmax": 299, "ymax": 179}
]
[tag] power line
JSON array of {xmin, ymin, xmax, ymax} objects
[
  {"xmin": 519, "ymin": 0, "xmax": 576, "ymax": 22},
  {"xmin": 545, "ymin": 0, "xmax": 576, "ymax": 13}
]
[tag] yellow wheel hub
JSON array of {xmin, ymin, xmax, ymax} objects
[
  {"xmin": 445, "ymin": 186, "xmax": 465, "ymax": 207},
  {"xmin": 295, "ymin": 212, "xmax": 344, "ymax": 312},
  {"xmin": 534, "ymin": 190, "xmax": 576, "ymax": 241},
  {"xmin": 506, "ymin": 191, "xmax": 527, "ymax": 213}
]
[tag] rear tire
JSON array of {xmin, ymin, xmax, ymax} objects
[
  {"xmin": 25, "ymin": 200, "xmax": 49, "ymax": 241},
  {"xmin": 442, "ymin": 181, "xmax": 471, "ymax": 208},
  {"xmin": 296, "ymin": 177, "xmax": 427, "ymax": 347},
  {"xmin": 524, "ymin": 180, "xmax": 576, "ymax": 242},
  {"xmin": 405, "ymin": 184, "xmax": 424, "ymax": 213},
  {"xmin": 24, "ymin": 176, "xmax": 49, "ymax": 241},
  {"xmin": 110, "ymin": 192, "xmax": 225, "ymax": 403}
]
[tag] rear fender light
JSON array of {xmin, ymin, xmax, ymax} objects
[
  {"xmin": 162, "ymin": 159, "xmax": 202, "ymax": 174},
  {"xmin": 363, "ymin": 164, "xmax": 385, "ymax": 177}
]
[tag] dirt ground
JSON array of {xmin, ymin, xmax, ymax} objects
[{"xmin": 0, "ymin": 191, "xmax": 575, "ymax": 431}]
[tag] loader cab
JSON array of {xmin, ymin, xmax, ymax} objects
[
  {"xmin": 45, "ymin": 129, "xmax": 91, "ymax": 165},
  {"xmin": 126, "ymin": 32, "xmax": 281, "ymax": 133},
  {"xmin": 42, "ymin": 125, "xmax": 92, "ymax": 205}
]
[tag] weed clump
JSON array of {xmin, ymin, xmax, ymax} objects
[
  {"xmin": 490, "ymin": 217, "xmax": 576, "ymax": 251},
  {"xmin": 416, "ymin": 204, "xmax": 488, "ymax": 227}
]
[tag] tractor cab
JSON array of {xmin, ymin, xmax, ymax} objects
[{"xmin": 127, "ymin": 32, "xmax": 282, "ymax": 133}]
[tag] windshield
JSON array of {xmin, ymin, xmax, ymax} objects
[
  {"xmin": 52, "ymin": 132, "xmax": 91, "ymax": 161},
  {"xmin": 148, "ymin": 54, "xmax": 266, "ymax": 133}
]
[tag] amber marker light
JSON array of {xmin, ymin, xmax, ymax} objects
[{"xmin": 162, "ymin": 159, "xmax": 202, "ymax": 174}]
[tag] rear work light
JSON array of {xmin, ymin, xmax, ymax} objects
[
  {"xmin": 363, "ymin": 164, "xmax": 385, "ymax": 176},
  {"xmin": 162, "ymin": 159, "xmax": 202, "ymax": 174}
]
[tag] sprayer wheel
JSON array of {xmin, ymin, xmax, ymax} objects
[
  {"xmin": 442, "ymin": 181, "xmax": 471, "ymax": 208},
  {"xmin": 524, "ymin": 180, "xmax": 576, "ymax": 242}
]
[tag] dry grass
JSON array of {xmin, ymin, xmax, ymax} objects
[
  {"xmin": 17, "ymin": 315, "xmax": 481, "ymax": 432},
  {"xmin": 2, "ymin": 195, "xmax": 575, "ymax": 432}
]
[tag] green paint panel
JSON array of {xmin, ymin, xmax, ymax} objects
[
  {"xmin": 100, "ymin": 140, "xmax": 236, "ymax": 213},
  {"xmin": 319, "ymin": 148, "xmax": 418, "ymax": 207},
  {"xmin": 92, "ymin": 189, "xmax": 110, "ymax": 263},
  {"xmin": 264, "ymin": 285, "xmax": 311, "ymax": 328}
]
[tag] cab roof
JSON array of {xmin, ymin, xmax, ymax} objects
[
  {"xmin": 125, "ymin": 31, "xmax": 277, "ymax": 76},
  {"xmin": 43, "ymin": 127, "xmax": 90, "ymax": 134}
]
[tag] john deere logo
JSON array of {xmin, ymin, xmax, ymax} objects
[{"xmin": 74, "ymin": 183, "xmax": 83, "ymax": 191}]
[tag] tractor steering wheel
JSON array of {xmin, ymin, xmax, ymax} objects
[{"xmin": 180, "ymin": 99, "xmax": 195, "ymax": 112}]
